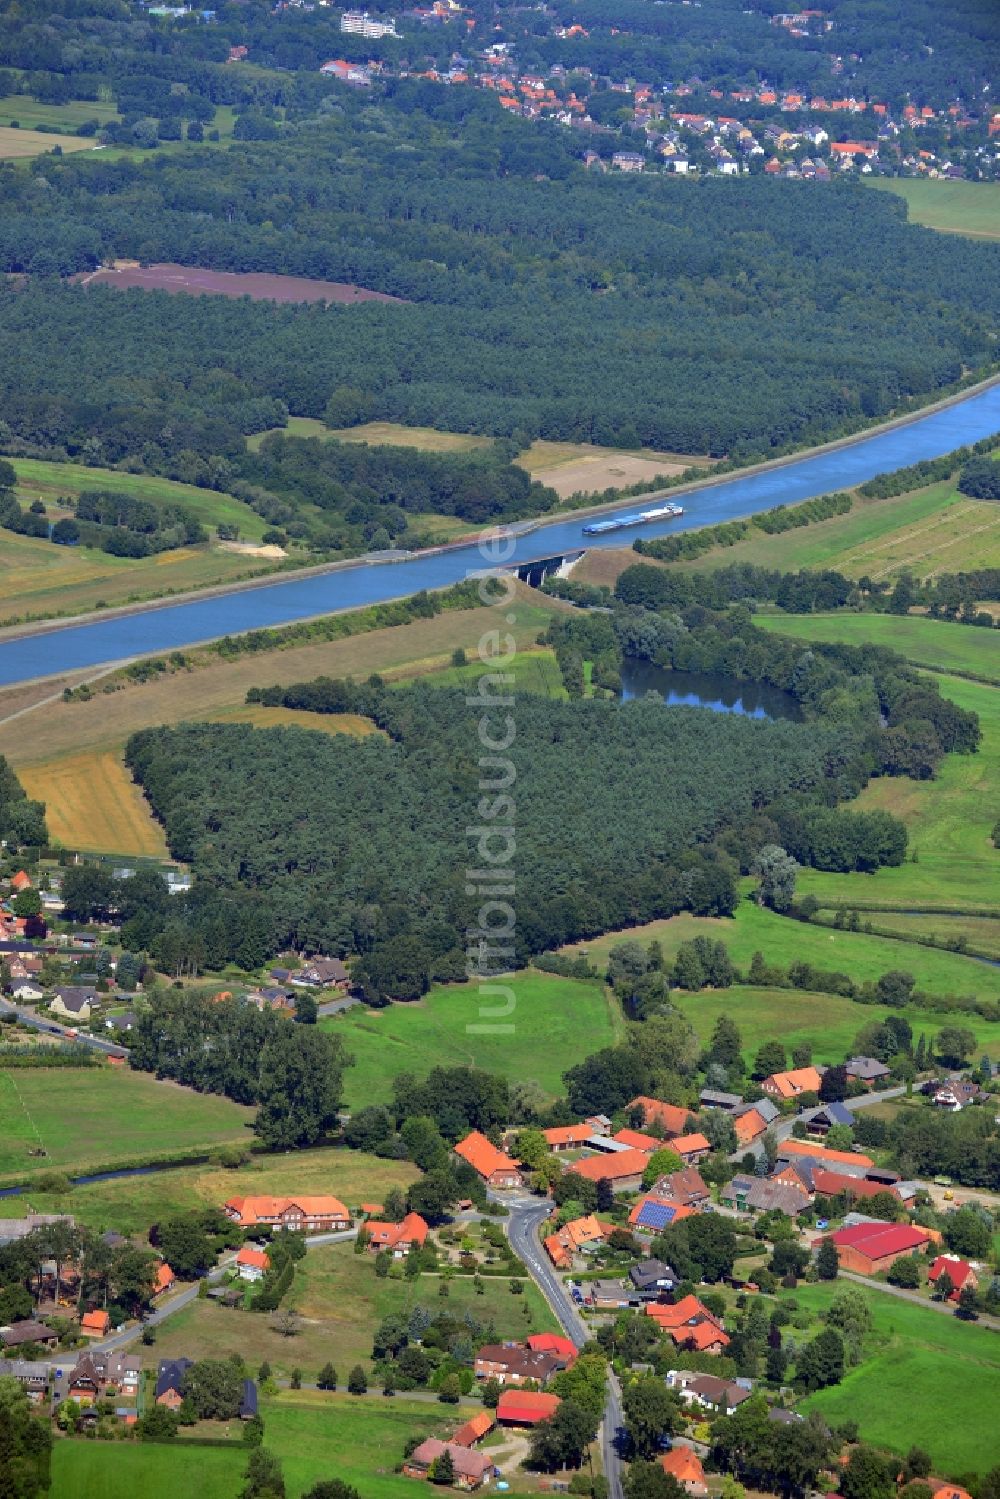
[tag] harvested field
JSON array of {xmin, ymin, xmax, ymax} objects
[
  {"xmin": 0, "ymin": 125, "xmax": 95, "ymax": 159},
  {"xmin": 0, "ymin": 592, "xmax": 561, "ymax": 768},
  {"xmin": 73, "ymin": 262, "xmax": 407, "ymax": 304},
  {"xmin": 206, "ymin": 704, "xmax": 380, "ymax": 737},
  {"xmin": 18, "ymin": 748, "xmax": 168, "ymax": 857},
  {"xmin": 524, "ymin": 441, "xmax": 693, "ymax": 498}
]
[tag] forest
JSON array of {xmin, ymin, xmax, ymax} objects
[
  {"xmin": 121, "ymin": 681, "xmax": 852, "ymax": 995},
  {"xmin": 117, "ymin": 590, "xmax": 977, "ymax": 997},
  {"xmin": 1, "ymin": 94, "xmax": 999, "ymax": 472},
  {"xmin": 0, "ymin": 755, "xmax": 47, "ymax": 850},
  {"xmin": 125, "ymin": 991, "xmax": 349, "ymax": 1147}
]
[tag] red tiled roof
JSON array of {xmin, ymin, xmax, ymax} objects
[
  {"xmin": 365, "ymin": 1212, "xmax": 429, "ymax": 1251},
  {"xmin": 674, "ymin": 1321, "xmax": 730, "ymax": 1351},
  {"xmin": 527, "ymin": 1333, "xmax": 577, "ymax": 1360},
  {"xmin": 613, "ymin": 1128, "xmax": 661, "ymax": 1152},
  {"xmin": 153, "ymin": 1262, "xmax": 175, "ymax": 1293},
  {"xmin": 543, "ymin": 1125, "xmax": 592, "ymax": 1148},
  {"xmin": 928, "ymin": 1255, "xmax": 975, "ymax": 1293},
  {"xmin": 646, "ymin": 1294, "xmax": 718, "ymax": 1328},
  {"xmin": 225, "ymin": 1195, "xmax": 350, "ymax": 1225},
  {"xmin": 452, "ymin": 1410, "xmax": 495, "ymax": 1446},
  {"xmin": 569, "ymin": 1148, "xmax": 649, "ymax": 1182},
  {"xmin": 629, "ymin": 1097, "xmax": 691, "ymax": 1136},
  {"xmin": 81, "ymin": 1310, "xmax": 109, "ymax": 1334},
  {"xmin": 830, "ymin": 1224, "xmax": 929, "ymax": 1257},
  {"xmin": 781, "ymin": 1140, "xmax": 874, "ymax": 1169},
  {"xmin": 497, "ymin": 1390, "xmax": 561, "ymax": 1424},
  {"xmin": 454, "ymin": 1131, "xmax": 520, "ymax": 1180},
  {"xmin": 661, "ymin": 1447, "xmax": 706, "ymax": 1485},
  {"xmin": 236, "ymin": 1247, "xmax": 271, "ymax": 1272},
  {"xmin": 669, "ymin": 1133, "xmax": 710, "ymax": 1156},
  {"xmin": 811, "ymin": 1169, "xmax": 895, "ymax": 1200},
  {"xmin": 734, "ymin": 1109, "xmax": 765, "ymax": 1145}
]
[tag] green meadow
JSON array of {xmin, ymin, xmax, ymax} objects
[
  {"xmin": 755, "ymin": 613, "xmax": 1000, "ymax": 685},
  {"xmin": 50, "ymin": 1394, "xmax": 459, "ymax": 1499},
  {"xmin": 566, "ymin": 899, "xmax": 1000, "ymax": 1006},
  {"xmin": 787, "ymin": 1281, "xmax": 1000, "ymax": 1475},
  {"xmin": 868, "ymin": 177, "xmax": 1000, "ymax": 241},
  {"xmin": 332, "ymin": 970, "xmax": 624, "ymax": 1108},
  {"xmin": 0, "ymin": 1067, "xmax": 252, "ymax": 1184}
]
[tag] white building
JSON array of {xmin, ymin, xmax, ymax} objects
[{"xmin": 340, "ymin": 10, "xmax": 399, "ymax": 38}]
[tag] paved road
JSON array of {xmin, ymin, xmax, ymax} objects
[
  {"xmin": 0, "ymin": 998, "xmax": 128, "ymax": 1059},
  {"xmin": 839, "ymin": 1270, "xmax": 1000, "ymax": 1331},
  {"xmin": 504, "ymin": 1194, "xmax": 624, "ymax": 1499},
  {"xmin": 316, "ymin": 994, "xmax": 362, "ymax": 1018}
]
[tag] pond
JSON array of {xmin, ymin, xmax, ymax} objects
[{"xmin": 620, "ymin": 661, "xmax": 803, "ymax": 721}]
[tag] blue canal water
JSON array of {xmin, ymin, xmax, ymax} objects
[{"xmin": 2, "ymin": 382, "xmax": 999, "ymax": 687}]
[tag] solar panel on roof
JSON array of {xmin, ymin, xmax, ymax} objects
[{"xmin": 638, "ymin": 1201, "xmax": 676, "ymax": 1230}]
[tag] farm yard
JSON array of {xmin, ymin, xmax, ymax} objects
[
  {"xmin": 0, "ymin": 1068, "xmax": 253, "ymax": 1185},
  {"xmin": 17, "ymin": 748, "xmax": 168, "ymax": 856},
  {"xmin": 332, "ymin": 969, "xmax": 623, "ymax": 1108}
]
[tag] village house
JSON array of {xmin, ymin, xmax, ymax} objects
[
  {"xmin": 733, "ymin": 1108, "xmax": 768, "ymax": 1147},
  {"xmin": 777, "ymin": 1139, "xmax": 874, "ymax": 1170},
  {"xmin": 454, "ymin": 1131, "xmax": 523, "ymax": 1190},
  {"xmin": 810, "ymin": 1168, "xmax": 899, "ymax": 1203},
  {"xmin": 610, "ymin": 1127, "xmax": 662, "ymax": 1152},
  {"xmin": 80, "ymin": 1309, "xmax": 110, "ymax": 1338},
  {"xmin": 0, "ymin": 1320, "xmax": 59, "ymax": 1351},
  {"xmin": 824, "ymin": 1222, "xmax": 931, "ymax": 1277},
  {"xmin": 611, "ymin": 151, "xmax": 644, "ymax": 171},
  {"xmin": 586, "ymin": 1280, "xmax": 633, "ymax": 1310},
  {"xmin": 543, "ymin": 1214, "xmax": 614, "ymax": 1267},
  {"xmin": 761, "ymin": 1065, "xmax": 824, "ymax": 1101},
  {"xmin": 628, "ymin": 1098, "xmax": 694, "ymax": 1137},
  {"xmin": 933, "ymin": 1079, "xmax": 980, "ymax": 1111},
  {"xmin": 654, "ymin": 1166, "xmax": 711, "ymax": 1207},
  {"xmin": 364, "ymin": 1212, "xmax": 429, "ymax": 1258},
  {"xmin": 928, "ymin": 1254, "xmax": 979, "ymax": 1300},
  {"xmin": 49, "ymin": 986, "xmax": 98, "ymax": 1022},
  {"xmin": 699, "ymin": 1089, "xmax": 742, "ymax": 1111},
  {"xmin": 722, "ymin": 1176, "xmax": 810, "ymax": 1218},
  {"xmin": 628, "ymin": 1195, "xmax": 697, "ymax": 1234},
  {"xmin": 806, "ymin": 1101, "xmax": 855, "ymax": 1137},
  {"xmin": 223, "ymin": 1195, "xmax": 351, "ymax": 1233},
  {"xmin": 496, "ymin": 1389, "xmax": 561, "ymax": 1426},
  {"xmin": 659, "ymin": 1446, "xmax": 708, "ymax": 1495},
  {"xmin": 0, "ymin": 1359, "xmax": 50, "ymax": 1402},
  {"xmin": 543, "ymin": 1124, "xmax": 593, "ymax": 1152},
  {"xmin": 646, "ymin": 1294, "xmax": 730, "ymax": 1354},
  {"xmin": 291, "ymin": 957, "xmax": 350, "ymax": 989},
  {"xmin": 451, "ymin": 1410, "xmax": 496, "ymax": 1447},
  {"xmin": 845, "ymin": 1056, "xmax": 890, "ymax": 1088},
  {"xmin": 153, "ymin": 1262, "xmax": 175, "ymax": 1297},
  {"xmin": 57, "ymin": 1350, "xmax": 141, "ymax": 1406},
  {"xmin": 568, "ymin": 1147, "xmax": 649, "ymax": 1193},
  {"xmin": 629, "ymin": 1258, "xmax": 678, "ymax": 1298},
  {"xmin": 403, "ymin": 1438, "xmax": 491, "ymax": 1489},
  {"xmin": 235, "ymin": 1246, "xmax": 271, "ymax": 1282},
  {"xmin": 473, "ymin": 1341, "xmax": 567, "ymax": 1385},
  {"xmin": 668, "ymin": 1133, "xmax": 711, "ymax": 1165},
  {"xmin": 155, "ymin": 1358, "xmax": 192, "ymax": 1408},
  {"xmin": 665, "ymin": 1369, "xmax": 753, "ymax": 1415},
  {"xmin": 0, "ymin": 1213, "xmax": 74, "ymax": 1246}
]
